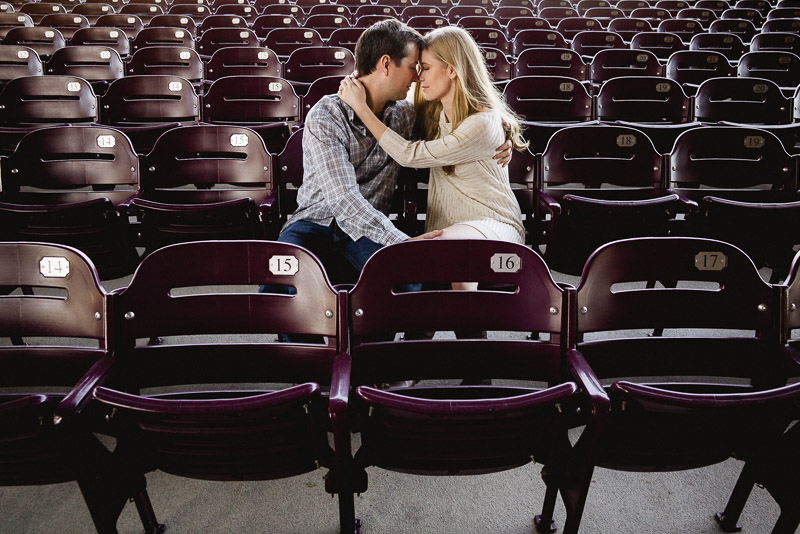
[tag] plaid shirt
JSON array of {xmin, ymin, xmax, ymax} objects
[{"xmin": 283, "ymin": 95, "xmax": 415, "ymax": 245}]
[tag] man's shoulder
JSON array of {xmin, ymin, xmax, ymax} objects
[
  {"xmin": 306, "ymin": 94, "xmax": 349, "ymax": 126},
  {"xmin": 386, "ymin": 98, "xmax": 415, "ymax": 118}
]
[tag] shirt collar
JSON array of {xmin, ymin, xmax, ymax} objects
[{"xmin": 335, "ymin": 95, "xmax": 396, "ymax": 130}]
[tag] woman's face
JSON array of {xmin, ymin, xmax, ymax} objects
[{"xmin": 418, "ymin": 49, "xmax": 455, "ymax": 104}]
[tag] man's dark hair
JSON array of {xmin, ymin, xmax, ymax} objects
[{"xmin": 354, "ymin": 19, "xmax": 424, "ymax": 76}]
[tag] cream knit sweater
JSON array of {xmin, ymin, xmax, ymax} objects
[{"xmin": 378, "ymin": 109, "xmax": 525, "ymax": 244}]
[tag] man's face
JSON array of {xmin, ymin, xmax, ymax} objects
[{"xmin": 385, "ymin": 42, "xmax": 420, "ymax": 100}]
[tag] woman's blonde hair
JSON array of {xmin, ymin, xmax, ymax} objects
[{"xmin": 413, "ymin": 26, "xmax": 527, "ymax": 174}]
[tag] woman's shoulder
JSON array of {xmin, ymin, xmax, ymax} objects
[
  {"xmin": 458, "ymin": 110, "xmax": 504, "ymax": 139},
  {"xmin": 463, "ymin": 110, "xmax": 502, "ymax": 128}
]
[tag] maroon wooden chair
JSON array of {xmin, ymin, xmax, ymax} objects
[
  {"xmin": 0, "ymin": 242, "xmax": 161, "ymax": 534},
  {"xmin": 336, "ymin": 239, "xmax": 608, "ymax": 534}
]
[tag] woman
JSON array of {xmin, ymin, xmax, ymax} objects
[{"xmin": 338, "ymin": 25, "xmax": 528, "ymax": 257}]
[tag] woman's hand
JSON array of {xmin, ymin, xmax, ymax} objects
[
  {"xmin": 493, "ymin": 139, "xmax": 514, "ymax": 168},
  {"xmin": 338, "ymin": 75, "xmax": 368, "ymax": 114}
]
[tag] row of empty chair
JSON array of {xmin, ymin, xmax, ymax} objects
[
  {"xmin": 6, "ymin": 0, "xmax": 800, "ymax": 26},
  {"xmin": 1, "ymin": 122, "xmax": 798, "ymax": 283},
  {"xmin": 506, "ymin": 75, "xmax": 800, "ymax": 153},
  {"xmin": 2, "ymin": 237, "xmax": 798, "ymax": 533}
]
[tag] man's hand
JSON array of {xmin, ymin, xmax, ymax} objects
[
  {"xmin": 493, "ymin": 139, "xmax": 513, "ymax": 168},
  {"xmin": 409, "ymin": 229, "xmax": 444, "ymax": 240}
]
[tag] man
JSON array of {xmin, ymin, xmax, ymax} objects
[{"xmin": 277, "ymin": 19, "xmax": 511, "ymax": 284}]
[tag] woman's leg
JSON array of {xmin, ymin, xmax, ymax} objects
[{"xmin": 438, "ymin": 224, "xmax": 487, "ymax": 291}]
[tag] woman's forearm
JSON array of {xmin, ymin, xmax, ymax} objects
[{"xmin": 353, "ymin": 104, "xmax": 388, "ymax": 141}]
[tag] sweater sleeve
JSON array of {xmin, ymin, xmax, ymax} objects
[{"xmin": 378, "ymin": 112, "xmax": 503, "ymax": 169}]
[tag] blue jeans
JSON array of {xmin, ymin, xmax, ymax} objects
[
  {"xmin": 262, "ymin": 220, "xmax": 409, "ymax": 343},
  {"xmin": 263, "ymin": 220, "xmax": 383, "ymax": 293}
]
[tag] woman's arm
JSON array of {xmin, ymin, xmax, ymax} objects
[
  {"xmin": 339, "ymin": 75, "xmax": 513, "ymax": 167},
  {"xmin": 339, "ymin": 77, "xmax": 504, "ymax": 169},
  {"xmin": 338, "ymin": 75, "xmax": 389, "ymax": 140}
]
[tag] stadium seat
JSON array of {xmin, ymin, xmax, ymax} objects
[
  {"xmin": 631, "ymin": 31, "xmax": 688, "ymax": 62},
  {"xmin": 466, "ymin": 27, "xmax": 511, "ymax": 55},
  {"xmin": 481, "ymin": 47, "xmax": 512, "ymax": 86},
  {"xmin": 271, "ymin": 127, "xmax": 304, "ymax": 237},
  {"xmin": 213, "ymin": 3, "xmax": 258, "ymax": 22},
  {"xmin": 0, "ymin": 242, "xmax": 160, "ymax": 534},
  {"xmin": 252, "ymin": 14, "xmax": 301, "ymax": 39},
  {"xmin": 204, "ymin": 46, "xmax": 282, "ymax": 86},
  {"xmin": 694, "ymin": 0, "xmax": 727, "ymax": 16},
  {"xmin": 709, "ymin": 19, "xmax": 759, "ymax": 43},
  {"xmin": 504, "ymin": 16, "xmax": 551, "ymax": 38},
  {"xmin": 262, "ymin": 27, "xmax": 324, "ymax": 59},
  {"xmin": 582, "ymin": 7, "xmax": 623, "ymax": 28},
  {"xmin": 570, "ymin": 30, "xmax": 626, "ymax": 61},
  {"xmin": 327, "ymin": 27, "xmax": 365, "ymax": 53},
  {"xmin": 668, "ymin": 126, "xmax": 800, "ymax": 277},
  {"xmin": 130, "ymin": 26, "xmax": 195, "ymax": 53},
  {"xmin": 556, "ymin": 17, "xmax": 602, "ymax": 41},
  {"xmin": 303, "ymin": 13, "xmax": 351, "ymax": 39},
  {"xmin": 123, "ymin": 125, "xmax": 275, "ymax": 253},
  {"xmin": 657, "ymin": 19, "xmax": 705, "ymax": 44},
  {"xmin": 147, "ymin": 14, "xmax": 198, "ymax": 38},
  {"xmin": 735, "ymin": 0, "xmax": 772, "ymax": 17},
  {"xmin": 94, "ymin": 13, "xmax": 144, "ymax": 39},
  {"xmin": 589, "ymin": 48, "xmax": 663, "ymax": 87},
  {"xmin": 614, "ymin": 0, "xmax": 650, "ymax": 16},
  {"xmin": 665, "ymin": 50, "xmax": 734, "ymax": 95},
  {"xmin": 737, "ymin": 51, "xmax": 800, "ymax": 96},
  {"xmin": 83, "ymin": 240, "xmax": 348, "ymax": 532},
  {"xmin": 655, "ymin": 0, "xmax": 690, "ymax": 15},
  {"xmin": 197, "ymin": 13, "xmax": 250, "ymax": 33},
  {"xmin": 0, "ymin": 44, "xmax": 41, "ymax": 88},
  {"xmin": 691, "ymin": 32, "xmax": 749, "ymax": 63},
  {"xmin": 0, "ymin": 12, "xmax": 33, "ymax": 40},
  {"xmin": 596, "ymin": 76, "xmax": 698, "ymax": 153},
  {"xmin": 202, "ymin": 75, "xmax": 299, "ymax": 154},
  {"xmin": 446, "ymin": 5, "xmax": 489, "ymax": 23},
  {"xmin": 0, "ymin": 75, "xmax": 97, "ymax": 155},
  {"xmin": 338, "ymin": 238, "xmax": 606, "ymax": 534},
  {"xmin": 562, "ymin": 236, "xmax": 800, "ymax": 533},
  {"xmin": 302, "ymin": 75, "xmax": 345, "ymax": 122},
  {"xmin": 693, "ymin": 76, "xmax": 792, "ymax": 124},
  {"xmin": 536, "ymin": 124, "xmax": 685, "ymax": 274},
  {"xmin": 167, "ymin": 3, "xmax": 210, "ymax": 22},
  {"xmin": 504, "ymin": 74, "xmax": 594, "ymax": 153},
  {"xmin": 196, "ymin": 27, "xmax": 260, "ymax": 59},
  {"xmin": 511, "ymin": 28, "xmax": 567, "ymax": 57},
  {"xmin": 70, "ymin": 27, "xmax": 130, "ymax": 59},
  {"xmin": 45, "ymin": 45, "xmax": 124, "ymax": 96},
  {"xmin": 763, "ymin": 18, "xmax": 800, "ymax": 36},
  {"xmin": 494, "ymin": 6, "xmax": 536, "ymax": 24},
  {"xmin": 118, "ymin": 3, "xmax": 163, "ymax": 24},
  {"xmin": 751, "ymin": 32, "xmax": 800, "ymax": 55},
  {"xmin": 399, "ymin": 5, "xmax": 444, "ymax": 22},
  {"xmin": 19, "ymin": 2, "xmax": 66, "ymax": 24},
  {"xmin": 514, "ymin": 47, "xmax": 588, "ymax": 80},
  {"xmin": 69, "ymin": 3, "xmax": 111, "ymax": 25},
  {"xmin": 39, "ymin": 13, "xmax": 89, "ymax": 40},
  {"xmin": 629, "ymin": 7, "xmax": 671, "ymax": 24},
  {"xmin": 607, "ymin": 17, "xmax": 653, "ymax": 43},
  {"xmin": 0, "ymin": 126, "xmax": 139, "ymax": 278},
  {"xmin": 99, "ymin": 74, "xmax": 200, "ymax": 154},
  {"xmin": 282, "ymin": 46, "xmax": 355, "ymax": 96},
  {"xmin": 676, "ymin": 7, "xmax": 718, "ymax": 28},
  {"xmin": 126, "ymin": 46, "xmax": 203, "ymax": 90},
  {"xmin": 1, "ymin": 26, "xmax": 64, "ymax": 61},
  {"xmin": 721, "ymin": 7, "xmax": 764, "ymax": 29}
]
